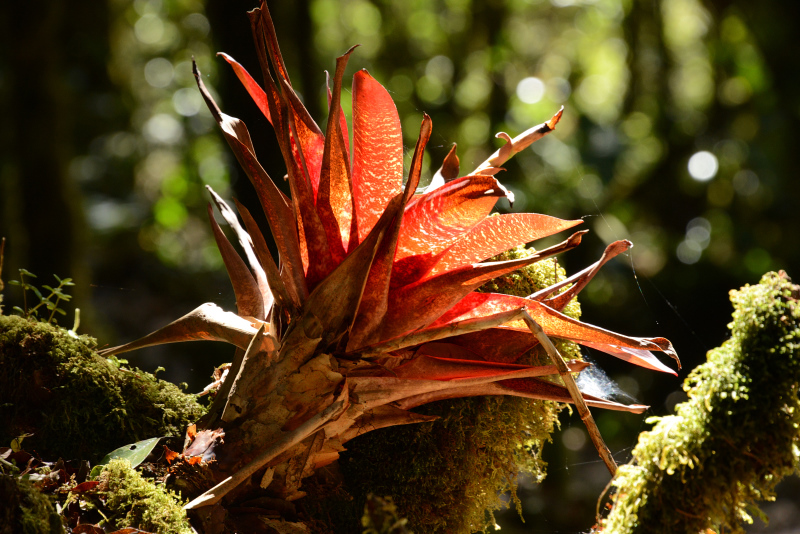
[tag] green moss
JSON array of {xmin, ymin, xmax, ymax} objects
[
  {"xmin": 480, "ymin": 245, "xmax": 581, "ymax": 320},
  {"xmin": 333, "ymin": 247, "xmax": 581, "ymax": 534},
  {"xmin": 342, "ymin": 394, "xmax": 560, "ymax": 533},
  {"xmin": 601, "ymin": 272, "xmax": 800, "ymax": 533},
  {"xmin": 100, "ymin": 459, "xmax": 192, "ymax": 534},
  {"xmin": 0, "ymin": 475, "xmax": 63, "ymax": 534},
  {"xmin": 0, "ymin": 315, "xmax": 206, "ymax": 462}
]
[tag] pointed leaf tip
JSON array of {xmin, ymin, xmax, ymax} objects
[
  {"xmin": 441, "ymin": 143, "xmax": 460, "ymax": 182},
  {"xmin": 547, "ymin": 106, "xmax": 564, "ymax": 130}
]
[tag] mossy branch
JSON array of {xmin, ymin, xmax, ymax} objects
[{"xmin": 600, "ymin": 271, "xmax": 800, "ymax": 533}]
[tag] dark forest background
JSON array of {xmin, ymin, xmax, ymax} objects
[{"xmin": 2, "ymin": 0, "xmax": 799, "ymax": 531}]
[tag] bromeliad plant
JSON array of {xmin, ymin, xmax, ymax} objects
[{"xmin": 103, "ymin": 0, "xmax": 678, "ymax": 516}]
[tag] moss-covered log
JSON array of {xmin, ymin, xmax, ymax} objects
[
  {"xmin": 600, "ymin": 271, "xmax": 800, "ymax": 533},
  {"xmin": 0, "ymin": 315, "xmax": 206, "ymax": 462}
]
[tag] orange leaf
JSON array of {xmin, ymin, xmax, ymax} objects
[
  {"xmin": 427, "ymin": 213, "xmax": 583, "ymax": 278},
  {"xmin": 430, "ymin": 293, "xmax": 678, "ymax": 373},
  {"xmin": 164, "ymin": 445, "xmax": 180, "ymax": 465},
  {"xmin": 392, "ymin": 175, "xmax": 509, "ymax": 287},
  {"xmin": 532, "ymin": 239, "xmax": 632, "ymax": 310},
  {"xmin": 218, "ymin": 52, "xmax": 272, "ymax": 124},
  {"xmin": 390, "ymin": 352, "xmax": 579, "ymax": 381},
  {"xmin": 325, "ymin": 70, "xmax": 351, "ymax": 178},
  {"xmin": 234, "ymin": 199, "xmax": 298, "ymax": 311},
  {"xmin": 347, "ymin": 116, "xmax": 432, "ymax": 350},
  {"xmin": 381, "ymin": 232, "xmax": 585, "ymax": 340},
  {"xmin": 277, "ymin": 81, "xmax": 335, "ymax": 288},
  {"xmin": 351, "ymin": 70, "xmax": 404, "ymax": 243},
  {"xmin": 396, "ymin": 376, "xmax": 646, "ymax": 413},
  {"xmin": 297, "ymin": 194, "xmax": 404, "ymax": 352},
  {"xmin": 439, "ymin": 328, "xmax": 540, "ymax": 363},
  {"xmin": 317, "ymin": 47, "xmax": 358, "ymax": 263},
  {"xmin": 193, "ymin": 62, "xmax": 307, "ymax": 304},
  {"xmin": 97, "ymin": 304, "xmax": 260, "ymax": 356}
]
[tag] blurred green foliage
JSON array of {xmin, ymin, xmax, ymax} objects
[{"xmin": 94, "ymin": 0, "xmax": 229, "ymax": 270}]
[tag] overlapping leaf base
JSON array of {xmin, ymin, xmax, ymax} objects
[{"xmin": 330, "ymin": 253, "xmax": 580, "ymax": 533}]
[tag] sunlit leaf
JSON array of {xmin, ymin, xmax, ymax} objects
[
  {"xmin": 351, "ymin": 69, "xmax": 404, "ymax": 243},
  {"xmin": 91, "ymin": 437, "xmax": 162, "ymax": 477}
]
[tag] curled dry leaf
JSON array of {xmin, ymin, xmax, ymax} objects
[{"xmin": 110, "ymin": 0, "xmax": 678, "ymax": 513}]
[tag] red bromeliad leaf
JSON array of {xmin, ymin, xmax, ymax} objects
[
  {"xmin": 426, "ymin": 213, "xmax": 584, "ymax": 278},
  {"xmin": 391, "ymin": 373, "xmax": 645, "ymax": 413},
  {"xmin": 350, "ymin": 359, "xmax": 588, "ymax": 411},
  {"xmin": 424, "ymin": 292, "xmax": 677, "ymax": 373},
  {"xmin": 411, "ymin": 340, "xmax": 484, "ymax": 361},
  {"xmin": 276, "ymin": 77, "xmax": 334, "ymax": 287},
  {"xmin": 391, "ymin": 175, "xmax": 510, "ymax": 288},
  {"xmin": 317, "ymin": 47, "xmax": 358, "ymax": 263},
  {"xmin": 381, "ymin": 232, "xmax": 585, "ymax": 340},
  {"xmin": 531, "ymin": 239, "xmax": 632, "ymax": 311},
  {"xmin": 351, "ymin": 70, "xmax": 404, "ymax": 243},
  {"xmin": 207, "ymin": 188, "xmax": 272, "ymax": 314},
  {"xmin": 99, "ymin": 303, "xmax": 260, "ymax": 356},
  {"xmin": 249, "ymin": 6, "xmax": 310, "ymax": 165},
  {"xmin": 577, "ymin": 341, "xmax": 680, "ymax": 373},
  {"xmin": 491, "ymin": 377, "xmax": 647, "ymax": 413},
  {"xmin": 388, "ymin": 353, "xmax": 589, "ymax": 381},
  {"xmin": 346, "ymin": 115, "xmax": 433, "ymax": 351},
  {"xmin": 234, "ymin": 199, "xmax": 297, "ymax": 311},
  {"xmin": 434, "ymin": 328, "xmax": 541, "ymax": 363},
  {"xmin": 298, "ymin": 194, "xmax": 404, "ymax": 351},
  {"xmin": 282, "ymin": 77, "xmax": 325, "ymax": 199},
  {"xmin": 427, "ymin": 143, "xmax": 460, "ymax": 192},
  {"xmin": 248, "ymin": 6, "xmax": 332, "ymax": 284},
  {"xmin": 218, "ymin": 52, "xmax": 272, "ymax": 124},
  {"xmin": 471, "ymin": 107, "xmax": 564, "ymax": 176},
  {"xmin": 325, "ymin": 71, "xmax": 351, "ymax": 176},
  {"xmin": 193, "ymin": 62, "xmax": 308, "ymax": 303},
  {"xmin": 512, "ymin": 301, "xmax": 678, "ymax": 373}
]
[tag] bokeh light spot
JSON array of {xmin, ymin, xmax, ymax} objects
[
  {"xmin": 677, "ymin": 239, "xmax": 703, "ymax": 264},
  {"xmin": 173, "ymin": 88, "xmax": 203, "ymax": 116},
  {"xmin": 143, "ymin": 114, "xmax": 184, "ymax": 145},
  {"xmin": 516, "ymin": 77, "xmax": 546, "ymax": 104},
  {"xmin": 135, "ymin": 14, "xmax": 165, "ymax": 44},
  {"xmin": 144, "ymin": 57, "xmax": 174, "ymax": 88},
  {"xmin": 687, "ymin": 150, "xmax": 718, "ymax": 181},
  {"xmin": 733, "ymin": 170, "xmax": 759, "ymax": 196},
  {"xmin": 561, "ymin": 427, "xmax": 586, "ymax": 451}
]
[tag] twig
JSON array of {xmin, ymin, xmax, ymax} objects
[{"xmin": 520, "ymin": 310, "xmax": 618, "ymax": 475}]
